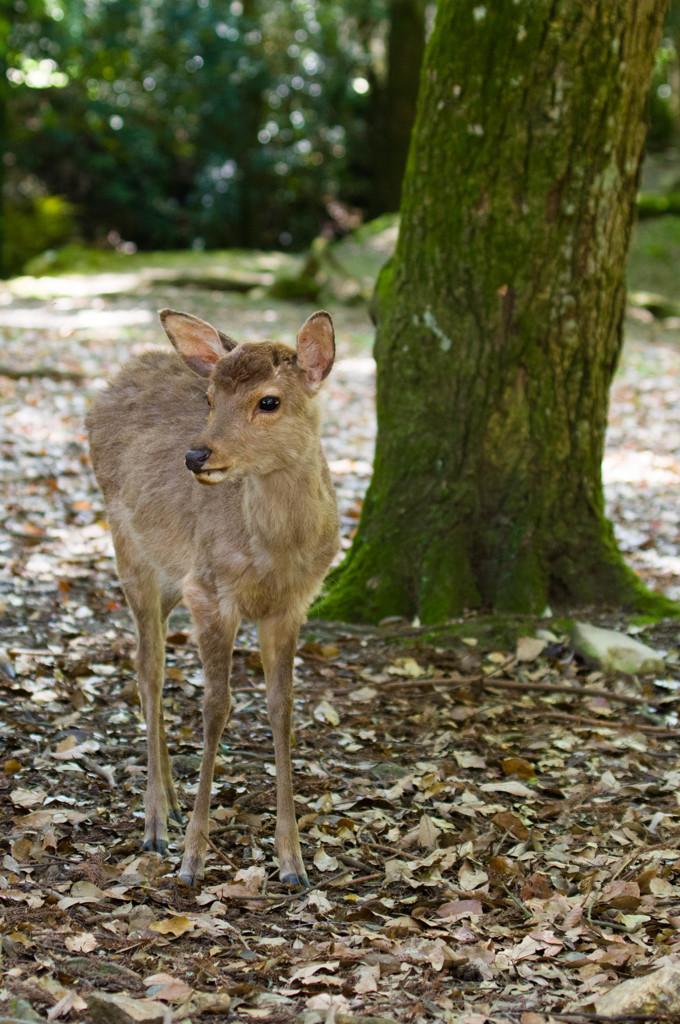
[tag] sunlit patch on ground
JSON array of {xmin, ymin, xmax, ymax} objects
[{"xmin": 605, "ymin": 329, "xmax": 680, "ymax": 600}]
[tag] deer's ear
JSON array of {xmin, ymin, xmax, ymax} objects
[
  {"xmin": 296, "ymin": 311, "xmax": 335, "ymax": 388},
  {"xmin": 159, "ymin": 309, "xmax": 228, "ymax": 377}
]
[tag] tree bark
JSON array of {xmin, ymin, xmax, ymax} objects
[
  {"xmin": 0, "ymin": 23, "xmax": 7, "ymax": 277},
  {"xmin": 319, "ymin": 0, "xmax": 673, "ymax": 623},
  {"xmin": 369, "ymin": 0, "xmax": 427, "ymax": 215}
]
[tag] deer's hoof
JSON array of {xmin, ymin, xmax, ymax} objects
[
  {"xmin": 280, "ymin": 867, "xmax": 310, "ymax": 887},
  {"xmin": 178, "ymin": 850, "xmax": 205, "ymax": 887},
  {"xmin": 141, "ymin": 837, "xmax": 168, "ymax": 855},
  {"xmin": 177, "ymin": 867, "xmax": 203, "ymax": 887}
]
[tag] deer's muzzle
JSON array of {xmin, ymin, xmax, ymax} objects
[{"xmin": 185, "ymin": 447, "xmax": 212, "ymax": 474}]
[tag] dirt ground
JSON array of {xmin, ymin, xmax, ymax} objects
[{"xmin": 1, "ymin": 268, "xmax": 680, "ymax": 1024}]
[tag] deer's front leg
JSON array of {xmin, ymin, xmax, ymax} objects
[
  {"xmin": 180, "ymin": 580, "xmax": 240, "ymax": 885},
  {"xmin": 258, "ymin": 614, "xmax": 307, "ymax": 886}
]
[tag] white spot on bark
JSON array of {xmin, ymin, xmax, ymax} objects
[
  {"xmin": 467, "ymin": 124, "xmax": 484, "ymax": 136},
  {"xmin": 517, "ymin": 25, "xmax": 527, "ymax": 42},
  {"xmin": 420, "ymin": 309, "xmax": 453, "ymax": 352},
  {"xmin": 549, "ymin": 79, "xmax": 565, "ymax": 120},
  {"xmin": 453, "ymin": 84, "xmax": 461, "ymax": 97},
  {"xmin": 473, "ymin": 6, "xmax": 487, "ymax": 20},
  {"xmin": 599, "ymin": 159, "xmax": 620, "ymax": 193}
]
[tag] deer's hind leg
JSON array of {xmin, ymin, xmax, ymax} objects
[
  {"xmin": 114, "ymin": 534, "xmax": 181, "ymax": 853},
  {"xmin": 160, "ymin": 585, "xmax": 183, "ymax": 826}
]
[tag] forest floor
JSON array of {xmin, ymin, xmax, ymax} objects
[{"xmin": 2, "ymin": 244, "xmax": 680, "ymax": 1024}]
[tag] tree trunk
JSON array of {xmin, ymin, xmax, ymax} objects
[
  {"xmin": 369, "ymin": 0, "xmax": 427, "ymax": 215},
  {"xmin": 0, "ymin": 36, "xmax": 7, "ymax": 277},
  {"xmin": 319, "ymin": 0, "xmax": 673, "ymax": 623}
]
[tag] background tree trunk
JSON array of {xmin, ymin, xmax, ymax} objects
[
  {"xmin": 0, "ymin": 17, "xmax": 7, "ymax": 277},
  {"xmin": 319, "ymin": 0, "xmax": 673, "ymax": 623},
  {"xmin": 368, "ymin": 0, "xmax": 427, "ymax": 215}
]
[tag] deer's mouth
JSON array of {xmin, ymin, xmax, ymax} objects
[{"xmin": 193, "ymin": 466, "xmax": 231, "ymax": 485}]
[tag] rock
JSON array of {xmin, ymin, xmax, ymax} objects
[
  {"xmin": 87, "ymin": 992, "xmax": 166, "ymax": 1024},
  {"xmin": 571, "ymin": 622, "xmax": 665, "ymax": 675},
  {"xmin": 594, "ymin": 962, "xmax": 680, "ymax": 1015},
  {"xmin": 5, "ymin": 997, "xmax": 45, "ymax": 1022},
  {"xmin": 191, "ymin": 991, "xmax": 232, "ymax": 1014},
  {"xmin": 628, "ymin": 289, "xmax": 680, "ymax": 319}
]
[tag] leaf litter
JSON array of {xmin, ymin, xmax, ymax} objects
[{"xmin": 1, "ymin": 276, "xmax": 680, "ymax": 1023}]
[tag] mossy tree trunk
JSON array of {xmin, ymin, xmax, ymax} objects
[{"xmin": 319, "ymin": 0, "xmax": 672, "ymax": 624}]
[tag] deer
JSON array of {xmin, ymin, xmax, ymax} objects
[{"xmin": 86, "ymin": 308, "xmax": 339, "ymax": 886}]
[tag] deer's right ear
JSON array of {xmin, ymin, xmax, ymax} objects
[
  {"xmin": 159, "ymin": 309, "xmax": 228, "ymax": 377},
  {"xmin": 296, "ymin": 311, "xmax": 335, "ymax": 388}
]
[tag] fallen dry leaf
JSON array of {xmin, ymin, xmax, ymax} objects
[
  {"xmin": 148, "ymin": 916, "xmax": 196, "ymax": 937},
  {"xmin": 10, "ymin": 787, "xmax": 47, "ymax": 808},
  {"xmin": 64, "ymin": 932, "xmax": 97, "ymax": 953}
]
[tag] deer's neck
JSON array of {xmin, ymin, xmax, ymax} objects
[{"xmin": 242, "ymin": 448, "xmax": 329, "ymax": 551}]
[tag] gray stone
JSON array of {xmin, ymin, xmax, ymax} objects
[
  {"xmin": 594, "ymin": 962, "xmax": 680, "ymax": 1015},
  {"xmin": 571, "ymin": 622, "xmax": 665, "ymax": 675},
  {"xmin": 87, "ymin": 993, "xmax": 166, "ymax": 1024}
]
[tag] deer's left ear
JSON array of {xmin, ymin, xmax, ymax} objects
[{"xmin": 296, "ymin": 311, "xmax": 335, "ymax": 388}]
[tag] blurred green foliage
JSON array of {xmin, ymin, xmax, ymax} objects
[
  {"xmin": 2, "ymin": 191, "xmax": 76, "ymax": 276},
  {"xmin": 648, "ymin": 28, "xmax": 679, "ymax": 150},
  {"xmin": 3, "ymin": 0, "xmax": 421, "ymax": 273},
  {"xmin": 2, "ymin": 0, "xmax": 679, "ymax": 278}
]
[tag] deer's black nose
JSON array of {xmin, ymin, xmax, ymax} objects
[{"xmin": 185, "ymin": 447, "xmax": 212, "ymax": 473}]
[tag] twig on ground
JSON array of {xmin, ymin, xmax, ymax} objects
[
  {"xmin": 334, "ymin": 871, "xmax": 382, "ymax": 888},
  {"xmin": 201, "ymin": 830, "xmax": 239, "ymax": 871},
  {"xmin": 553, "ymin": 1014, "xmax": 680, "ymax": 1023},
  {"xmin": 338, "ymin": 852, "xmax": 369, "ymax": 871},
  {"xmin": 384, "ymin": 674, "xmax": 646, "ymax": 707},
  {"xmin": 380, "ymin": 656, "xmax": 516, "ymax": 691},
  {"xmin": 527, "ymin": 709, "xmax": 676, "ymax": 737},
  {"xmin": 212, "ymin": 867, "xmax": 354, "ymax": 904},
  {"xmin": 0, "ymin": 361, "xmax": 87, "ymax": 382},
  {"xmin": 362, "ymin": 841, "xmax": 419, "ymax": 861},
  {"xmin": 500, "ymin": 881, "xmax": 532, "ymax": 919},
  {"xmin": 480, "ymin": 677, "xmax": 644, "ymax": 706},
  {"xmin": 208, "ymin": 823, "xmax": 252, "ymax": 837},
  {"xmin": 79, "ymin": 754, "xmax": 116, "ymax": 787},
  {"xmin": 610, "ymin": 844, "xmax": 650, "ymax": 882}
]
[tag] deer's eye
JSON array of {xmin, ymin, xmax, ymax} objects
[{"xmin": 259, "ymin": 396, "xmax": 280, "ymax": 412}]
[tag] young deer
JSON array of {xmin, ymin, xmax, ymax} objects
[{"xmin": 87, "ymin": 309, "xmax": 339, "ymax": 886}]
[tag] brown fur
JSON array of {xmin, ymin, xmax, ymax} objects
[{"xmin": 87, "ymin": 309, "xmax": 339, "ymax": 885}]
